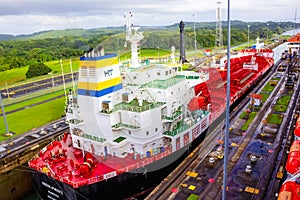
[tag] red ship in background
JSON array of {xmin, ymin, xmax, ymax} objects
[{"xmin": 188, "ymin": 37, "xmax": 274, "ymax": 121}]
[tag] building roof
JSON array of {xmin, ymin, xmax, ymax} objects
[
  {"xmin": 287, "ymin": 33, "xmax": 300, "ymax": 43},
  {"xmin": 250, "ymin": 93, "xmax": 262, "ymax": 99}
]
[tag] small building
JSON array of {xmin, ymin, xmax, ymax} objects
[
  {"xmin": 250, "ymin": 94, "xmax": 262, "ymax": 106},
  {"xmin": 204, "ymin": 49, "xmax": 212, "ymax": 56},
  {"xmin": 287, "ymin": 33, "xmax": 300, "ymax": 55}
]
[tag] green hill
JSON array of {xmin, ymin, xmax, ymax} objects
[{"xmin": 0, "ymin": 20, "xmax": 296, "ymax": 74}]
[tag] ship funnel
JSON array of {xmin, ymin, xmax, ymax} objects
[
  {"xmin": 84, "ymin": 45, "xmax": 104, "ymax": 58},
  {"xmin": 179, "ymin": 20, "xmax": 187, "ymax": 63}
]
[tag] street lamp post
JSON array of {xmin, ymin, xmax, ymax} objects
[
  {"xmin": 49, "ymin": 72, "xmax": 55, "ymax": 89},
  {"xmin": 0, "ymin": 93, "xmax": 9, "ymax": 135},
  {"xmin": 247, "ymin": 25, "xmax": 250, "ymax": 44},
  {"xmin": 193, "ymin": 13, "xmax": 197, "ymax": 62}
]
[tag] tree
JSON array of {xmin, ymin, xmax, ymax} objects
[{"xmin": 25, "ymin": 62, "xmax": 52, "ymax": 78}]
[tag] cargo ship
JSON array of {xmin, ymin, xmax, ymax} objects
[{"xmin": 28, "ymin": 13, "xmax": 274, "ymax": 200}]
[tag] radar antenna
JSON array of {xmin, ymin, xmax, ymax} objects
[{"xmin": 124, "ymin": 11, "xmax": 144, "ymax": 68}]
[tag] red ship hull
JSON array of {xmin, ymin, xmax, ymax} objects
[{"xmin": 29, "ymin": 48, "xmax": 275, "ymax": 200}]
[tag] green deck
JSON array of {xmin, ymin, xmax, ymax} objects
[
  {"xmin": 162, "ymin": 110, "xmax": 182, "ymax": 121},
  {"xmin": 112, "ymin": 123, "xmax": 140, "ymax": 130},
  {"xmin": 113, "ymin": 99, "xmax": 165, "ymax": 113},
  {"xmin": 82, "ymin": 134, "xmax": 106, "ymax": 143}
]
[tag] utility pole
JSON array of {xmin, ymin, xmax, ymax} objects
[
  {"xmin": 193, "ymin": 13, "xmax": 197, "ymax": 62},
  {"xmin": 267, "ymin": 23, "xmax": 269, "ymax": 40}
]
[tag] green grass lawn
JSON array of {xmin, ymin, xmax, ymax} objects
[
  {"xmin": 46, "ymin": 58, "xmax": 80, "ymax": 75},
  {"xmin": 273, "ymin": 104, "xmax": 287, "ymax": 112},
  {"xmin": 267, "ymin": 113, "xmax": 283, "ymax": 125},
  {"xmin": 182, "ymin": 63, "xmax": 193, "ymax": 70},
  {"xmin": 119, "ymin": 49, "xmax": 171, "ymax": 61},
  {"xmin": 241, "ymin": 112, "xmax": 257, "ymax": 131},
  {"xmin": 277, "ymin": 95, "xmax": 291, "ymax": 106},
  {"xmin": 261, "ymin": 82, "xmax": 276, "ymax": 93},
  {"xmin": 239, "ymin": 110, "xmax": 248, "ymax": 119},
  {"xmin": 271, "ymin": 77, "xmax": 281, "ymax": 81},
  {"xmin": 187, "ymin": 194, "xmax": 199, "ymax": 200},
  {"xmin": 0, "ymin": 67, "xmax": 28, "ymax": 86},
  {"xmin": 260, "ymin": 93, "xmax": 270, "ymax": 103},
  {"xmin": 0, "ymin": 97, "xmax": 66, "ymax": 142}
]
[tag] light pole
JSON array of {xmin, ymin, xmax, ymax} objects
[
  {"xmin": 267, "ymin": 23, "xmax": 269, "ymax": 40},
  {"xmin": 193, "ymin": 13, "xmax": 197, "ymax": 62},
  {"xmin": 49, "ymin": 72, "xmax": 55, "ymax": 89},
  {"xmin": 0, "ymin": 92, "xmax": 9, "ymax": 135},
  {"xmin": 247, "ymin": 25, "xmax": 250, "ymax": 45}
]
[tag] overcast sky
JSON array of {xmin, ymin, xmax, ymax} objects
[{"xmin": 0, "ymin": 0, "xmax": 299, "ymax": 35}]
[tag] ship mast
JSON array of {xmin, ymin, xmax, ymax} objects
[
  {"xmin": 124, "ymin": 11, "xmax": 144, "ymax": 68},
  {"xmin": 215, "ymin": 1, "xmax": 223, "ymax": 53}
]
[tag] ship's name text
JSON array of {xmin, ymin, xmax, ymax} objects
[
  {"xmin": 103, "ymin": 171, "xmax": 117, "ymax": 179},
  {"xmin": 42, "ymin": 181, "xmax": 64, "ymax": 197}
]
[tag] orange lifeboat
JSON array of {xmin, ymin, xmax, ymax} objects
[
  {"xmin": 278, "ymin": 179, "xmax": 300, "ymax": 200},
  {"xmin": 286, "ymin": 140, "xmax": 300, "ymax": 176},
  {"xmin": 188, "ymin": 96, "xmax": 206, "ymax": 111}
]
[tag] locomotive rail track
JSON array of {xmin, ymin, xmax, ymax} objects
[{"xmin": 0, "ymin": 72, "xmax": 78, "ymax": 99}]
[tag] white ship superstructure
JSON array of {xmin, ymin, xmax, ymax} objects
[{"xmin": 65, "ymin": 13, "xmax": 210, "ymax": 161}]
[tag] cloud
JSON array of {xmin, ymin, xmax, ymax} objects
[{"xmin": 0, "ymin": 0, "xmax": 299, "ymax": 35}]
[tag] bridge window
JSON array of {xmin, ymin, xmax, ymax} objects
[{"xmin": 89, "ymin": 66, "xmax": 96, "ymax": 77}]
